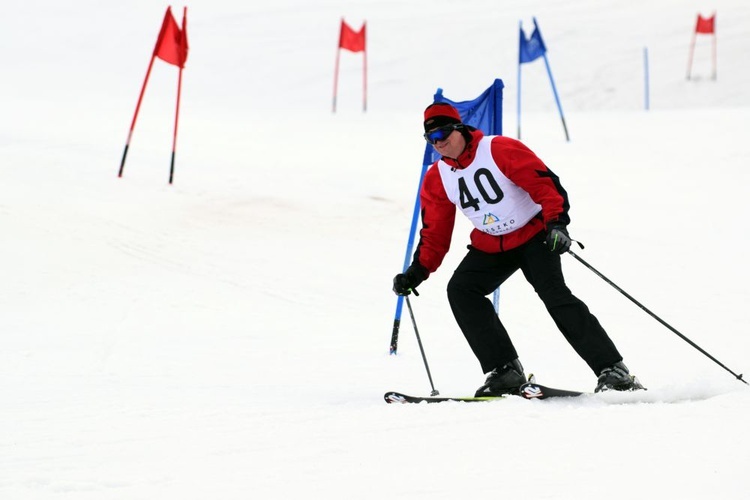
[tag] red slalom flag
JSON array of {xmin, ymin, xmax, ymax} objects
[
  {"xmin": 686, "ymin": 12, "xmax": 717, "ymax": 80},
  {"xmin": 695, "ymin": 14, "xmax": 715, "ymax": 34},
  {"xmin": 119, "ymin": 7, "xmax": 189, "ymax": 182},
  {"xmin": 154, "ymin": 6, "xmax": 189, "ymax": 68},
  {"xmin": 333, "ymin": 19, "xmax": 367, "ymax": 112},
  {"xmin": 339, "ymin": 20, "xmax": 366, "ymax": 52}
]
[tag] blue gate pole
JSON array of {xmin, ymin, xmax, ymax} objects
[
  {"xmin": 516, "ymin": 22, "xmax": 523, "ymax": 140},
  {"xmin": 541, "ymin": 53, "xmax": 569, "ymax": 142},
  {"xmin": 644, "ymin": 47, "xmax": 650, "ymax": 111},
  {"xmin": 390, "ymin": 150, "xmax": 431, "ymax": 354}
]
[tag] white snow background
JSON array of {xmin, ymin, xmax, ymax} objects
[{"xmin": 2, "ymin": 0, "xmax": 749, "ymax": 498}]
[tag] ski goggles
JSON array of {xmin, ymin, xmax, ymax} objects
[{"xmin": 424, "ymin": 124, "xmax": 462, "ymax": 144}]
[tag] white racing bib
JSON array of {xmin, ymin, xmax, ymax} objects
[{"xmin": 437, "ymin": 137, "xmax": 541, "ymax": 236}]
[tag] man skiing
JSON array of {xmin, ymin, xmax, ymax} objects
[{"xmin": 392, "ymin": 102, "xmax": 643, "ymax": 396}]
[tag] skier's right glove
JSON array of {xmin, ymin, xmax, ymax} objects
[
  {"xmin": 392, "ymin": 263, "xmax": 428, "ymax": 296},
  {"xmin": 545, "ymin": 222, "xmax": 572, "ymax": 254}
]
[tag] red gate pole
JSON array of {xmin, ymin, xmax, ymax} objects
[{"xmin": 119, "ymin": 55, "xmax": 156, "ymax": 177}]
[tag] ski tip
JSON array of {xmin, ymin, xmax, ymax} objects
[{"xmin": 384, "ymin": 392, "xmax": 407, "ymax": 404}]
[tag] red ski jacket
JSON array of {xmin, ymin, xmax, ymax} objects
[{"xmin": 413, "ymin": 129, "xmax": 570, "ymax": 275}]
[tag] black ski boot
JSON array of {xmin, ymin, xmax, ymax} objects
[
  {"xmin": 595, "ymin": 361, "xmax": 645, "ymax": 392},
  {"xmin": 475, "ymin": 359, "xmax": 526, "ymax": 397}
]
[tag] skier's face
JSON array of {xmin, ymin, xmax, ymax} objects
[{"xmin": 431, "ymin": 129, "xmax": 466, "ymax": 160}]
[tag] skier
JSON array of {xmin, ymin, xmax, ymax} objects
[{"xmin": 392, "ymin": 102, "xmax": 643, "ymax": 396}]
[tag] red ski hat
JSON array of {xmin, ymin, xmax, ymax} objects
[{"xmin": 423, "ymin": 102, "xmax": 462, "ymax": 132}]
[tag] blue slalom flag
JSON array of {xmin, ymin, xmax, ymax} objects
[
  {"xmin": 427, "ymin": 79, "xmax": 505, "ymax": 163},
  {"xmin": 519, "ymin": 23, "xmax": 546, "ymax": 64}
]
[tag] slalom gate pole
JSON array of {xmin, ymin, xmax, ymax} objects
[
  {"xmin": 390, "ymin": 155, "xmax": 430, "ymax": 355},
  {"xmin": 567, "ymin": 249, "xmax": 747, "ymax": 385},
  {"xmin": 362, "ymin": 39, "xmax": 367, "ymax": 112},
  {"xmin": 516, "ymin": 21, "xmax": 522, "ymax": 140},
  {"xmin": 686, "ymin": 32, "xmax": 697, "ymax": 80},
  {"xmin": 542, "ymin": 53, "xmax": 570, "ymax": 142},
  {"xmin": 404, "ymin": 294, "xmax": 439, "ymax": 396},
  {"xmin": 711, "ymin": 31, "xmax": 717, "ymax": 80},
  {"xmin": 332, "ymin": 46, "xmax": 340, "ymax": 113},
  {"xmin": 119, "ymin": 55, "xmax": 156, "ymax": 177},
  {"xmin": 169, "ymin": 64, "xmax": 184, "ymax": 185},
  {"xmin": 643, "ymin": 47, "xmax": 650, "ymax": 111}
]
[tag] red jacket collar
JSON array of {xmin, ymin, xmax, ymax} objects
[{"xmin": 439, "ymin": 128, "xmax": 484, "ymax": 169}]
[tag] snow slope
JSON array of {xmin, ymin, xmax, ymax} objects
[{"xmin": 1, "ymin": 1, "xmax": 749, "ymax": 498}]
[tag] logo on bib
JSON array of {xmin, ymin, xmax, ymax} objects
[{"xmin": 483, "ymin": 213, "xmax": 500, "ymax": 225}]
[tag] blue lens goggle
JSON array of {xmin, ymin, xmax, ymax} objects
[{"xmin": 424, "ymin": 124, "xmax": 461, "ymax": 144}]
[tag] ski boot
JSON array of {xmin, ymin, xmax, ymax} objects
[
  {"xmin": 595, "ymin": 361, "xmax": 645, "ymax": 392},
  {"xmin": 475, "ymin": 359, "xmax": 526, "ymax": 397}
]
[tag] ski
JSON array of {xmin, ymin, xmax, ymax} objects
[
  {"xmin": 384, "ymin": 392, "xmax": 506, "ymax": 404},
  {"xmin": 384, "ymin": 382, "xmax": 587, "ymax": 404}
]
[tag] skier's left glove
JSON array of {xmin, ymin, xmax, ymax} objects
[
  {"xmin": 392, "ymin": 263, "xmax": 428, "ymax": 296},
  {"xmin": 546, "ymin": 222, "xmax": 572, "ymax": 254}
]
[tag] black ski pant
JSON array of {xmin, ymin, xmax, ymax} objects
[{"xmin": 447, "ymin": 232, "xmax": 622, "ymax": 375}]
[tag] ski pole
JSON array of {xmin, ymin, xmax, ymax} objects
[
  {"xmin": 404, "ymin": 295, "xmax": 440, "ymax": 396},
  {"xmin": 567, "ymin": 249, "xmax": 747, "ymax": 385}
]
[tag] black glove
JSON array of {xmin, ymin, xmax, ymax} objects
[
  {"xmin": 392, "ymin": 264, "xmax": 428, "ymax": 296},
  {"xmin": 546, "ymin": 222, "xmax": 572, "ymax": 254}
]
